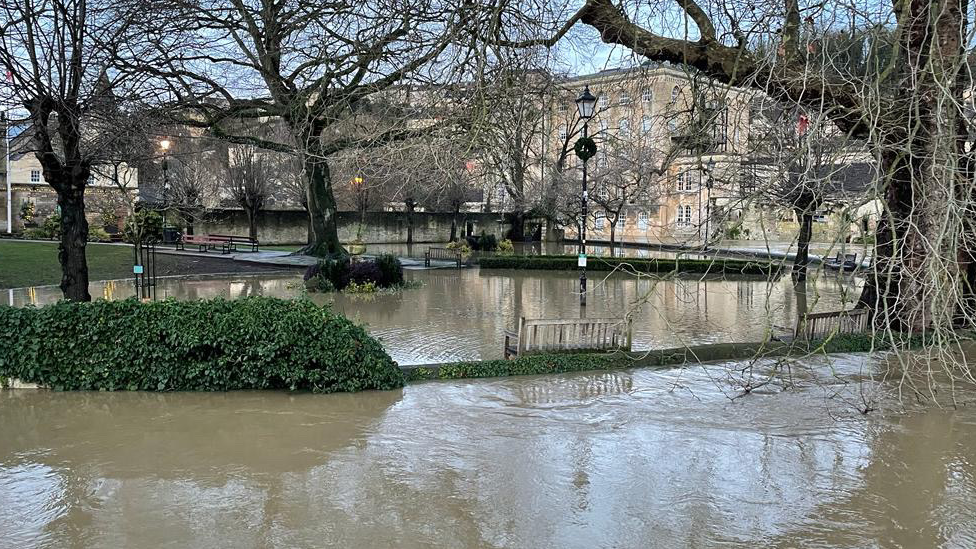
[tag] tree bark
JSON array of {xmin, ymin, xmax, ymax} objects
[
  {"xmin": 506, "ymin": 211, "xmax": 525, "ymax": 241},
  {"xmin": 57, "ymin": 187, "xmax": 92, "ymax": 302},
  {"xmin": 450, "ymin": 206, "xmax": 459, "ymax": 242},
  {"xmin": 405, "ymin": 199, "xmax": 415, "ymax": 244},
  {"xmin": 793, "ymin": 208, "xmax": 813, "ymax": 282},
  {"xmin": 245, "ymin": 206, "xmax": 258, "ymax": 241},
  {"xmin": 299, "ymin": 150, "xmax": 344, "ymax": 257},
  {"xmin": 609, "ymin": 221, "xmax": 616, "ymax": 257}
]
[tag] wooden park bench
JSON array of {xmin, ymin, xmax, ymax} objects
[
  {"xmin": 794, "ymin": 308, "xmax": 869, "ymax": 340},
  {"xmin": 210, "ymin": 233, "xmax": 260, "ymax": 253},
  {"xmin": 176, "ymin": 234, "xmax": 234, "ymax": 254},
  {"xmin": 504, "ymin": 317, "xmax": 633, "ymax": 359},
  {"xmin": 824, "ymin": 252, "xmax": 859, "ymax": 271},
  {"xmin": 425, "ymin": 247, "xmax": 462, "ymax": 268}
]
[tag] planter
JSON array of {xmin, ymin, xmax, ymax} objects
[{"xmin": 348, "ymin": 241, "xmax": 367, "ymax": 256}]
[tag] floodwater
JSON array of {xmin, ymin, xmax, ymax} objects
[
  {"xmin": 2, "ymin": 354, "xmax": 975, "ymax": 548},
  {"xmin": 5, "ymin": 269, "xmax": 861, "ymax": 365}
]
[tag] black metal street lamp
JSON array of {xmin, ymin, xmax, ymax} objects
[
  {"xmin": 574, "ymin": 85, "xmax": 597, "ymax": 306},
  {"xmin": 159, "ymin": 139, "xmax": 171, "ymax": 238}
]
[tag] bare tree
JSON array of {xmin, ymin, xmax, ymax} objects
[
  {"xmin": 143, "ymin": 0, "xmax": 475, "ymax": 257},
  {"xmin": 226, "ymin": 145, "xmax": 272, "ymax": 241},
  {"xmin": 0, "ymin": 0, "xmax": 163, "ymax": 300},
  {"xmin": 565, "ymin": 0, "xmax": 976, "ymax": 333}
]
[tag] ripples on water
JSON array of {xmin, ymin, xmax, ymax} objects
[
  {"xmin": 2, "ymin": 354, "xmax": 975, "ymax": 549},
  {"xmin": 4, "ymin": 268, "xmax": 862, "ymax": 366}
]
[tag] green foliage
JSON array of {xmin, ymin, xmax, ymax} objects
[
  {"xmin": 124, "ymin": 209, "xmax": 164, "ymax": 243},
  {"xmin": 374, "ymin": 253, "xmax": 405, "ymax": 286},
  {"xmin": 497, "ymin": 239, "xmax": 515, "ymax": 255},
  {"xmin": 88, "ymin": 227, "xmax": 111, "ymax": 242},
  {"xmin": 346, "ymin": 280, "xmax": 378, "ymax": 294},
  {"xmin": 19, "ymin": 201, "xmax": 36, "ymax": 224},
  {"xmin": 446, "ymin": 239, "xmax": 472, "ymax": 257},
  {"xmin": 305, "ymin": 254, "xmax": 405, "ymax": 293},
  {"xmin": 31, "ymin": 214, "xmax": 62, "ymax": 239},
  {"xmin": 479, "ymin": 254, "xmax": 780, "ymax": 276},
  {"xmin": 0, "ymin": 297, "xmax": 404, "ymax": 393},
  {"xmin": 468, "ymin": 232, "xmax": 498, "ymax": 251},
  {"xmin": 403, "ymin": 353, "xmax": 628, "ymax": 382}
]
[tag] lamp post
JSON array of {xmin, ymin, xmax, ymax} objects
[
  {"xmin": 704, "ymin": 158, "xmax": 715, "ymax": 250},
  {"xmin": 158, "ymin": 139, "xmax": 171, "ymax": 239},
  {"xmin": 574, "ymin": 86, "xmax": 597, "ymax": 306}
]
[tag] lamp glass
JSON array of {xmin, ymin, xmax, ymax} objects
[{"xmin": 576, "ymin": 86, "xmax": 597, "ymax": 120}]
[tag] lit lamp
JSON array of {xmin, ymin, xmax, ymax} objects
[
  {"xmin": 574, "ymin": 85, "xmax": 597, "ymax": 307},
  {"xmin": 160, "ymin": 139, "xmax": 171, "ymax": 236}
]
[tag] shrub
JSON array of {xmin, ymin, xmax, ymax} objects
[
  {"xmin": 0, "ymin": 297, "xmax": 404, "ymax": 393},
  {"xmin": 124, "ymin": 209, "xmax": 164, "ymax": 243},
  {"xmin": 374, "ymin": 253, "xmax": 404, "ymax": 287},
  {"xmin": 478, "ymin": 254, "xmax": 780, "ymax": 276},
  {"xmin": 446, "ymin": 239, "xmax": 472, "ymax": 257},
  {"xmin": 40, "ymin": 214, "xmax": 62, "ymax": 239},
  {"xmin": 497, "ymin": 239, "xmax": 515, "ymax": 255},
  {"xmin": 19, "ymin": 201, "xmax": 36, "ymax": 225},
  {"xmin": 466, "ymin": 232, "xmax": 498, "ymax": 251},
  {"xmin": 88, "ymin": 227, "xmax": 111, "ymax": 242},
  {"xmin": 347, "ymin": 260, "xmax": 383, "ymax": 285},
  {"xmin": 346, "ymin": 280, "xmax": 378, "ymax": 294}
]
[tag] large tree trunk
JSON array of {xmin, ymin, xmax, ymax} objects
[
  {"xmin": 793, "ymin": 208, "xmax": 813, "ymax": 282},
  {"xmin": 856, "ymin": 0, "xmax": 967, "ymax": 332},
  {"xmin": 57, "ymin": 186, "xmax": 91, "ymax": 302},
  {"xmin": 506, "ymin": 211, "xmax": 525, "ymax": 242},
  {"xmin": 405, "ymin": 200, "xmax": 415, "ymax": 244},
  {"xmin": 450, "ymin": 207, "xmax": 459, "ymax": 242},
  {"xmin": 608, "ymin": 221, "xmax": 616, "ymax": 257},
  {"xmin": 245, "ymin": 206, "xmax": 258, "ymax": 241},
  {"xmin": 299, "ymin": 151, "xmax": 344, "ymax": 257}
]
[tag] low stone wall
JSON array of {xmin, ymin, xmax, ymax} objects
[{"xmin": 191, "ymin": 209, "xmax": 512, "ymax": 245}]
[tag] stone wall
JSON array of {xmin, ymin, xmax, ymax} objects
[{"xmin": 191, "ymin": 209, "xmax": 512, "ymax": 245}]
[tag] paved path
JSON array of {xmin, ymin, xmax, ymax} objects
[{"xmin": 154, "ymin": 247, "xmax": 463, "ymax": 270}]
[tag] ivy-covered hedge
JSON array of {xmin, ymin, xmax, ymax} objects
[
  {"xmin": 0, "ymin": 297, "xmax": 404, "ymax": 392},
  {"xmin": 478, "ymin": 254, "xmax": 781, "ymax": 276}
]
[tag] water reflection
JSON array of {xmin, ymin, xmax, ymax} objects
[
  {"xmin": 5, "ymin": 270, "xmax": 861, "ymax": 365},
  {"xmin": 2, "ymin": 357, "xmax": 974, "ymax": 548}
]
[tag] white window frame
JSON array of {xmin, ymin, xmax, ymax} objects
[
  {"xmin": 594, "ymin": 212, "xmax": 605, "ymax": 230},
  {"xmin": 642, "ymin": 89, "xmax": 653, "ymax": 103},
  {"xmin": 619, "ymin": 119, "xmax": 630, "ymax": 136},
  {"xmin": 641, "ymin": 115, "xmax": 652, "ymax": 133},
  {"xmin": 30, "ymin": 170, "xmax": 41, "ymax": 183},
  {"xmin": 599, "ymin": 95, "xmax": 609, "ymax": 109},
  {"xmin": 619, "ymin": 91, "xmax": 631, "ymax": 105},
  {"xmin": 616, "ymin": 214, "xmax": 626, "ymax": 230},
  {"xmin": 637, "ymin": 211, "xmax": 649, "ymax": 230}
]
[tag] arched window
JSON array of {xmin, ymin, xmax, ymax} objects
[
  {"xmin": 637, "ymin": 211, "xmax": 649, "ymax": 230},
  {"xmin": 619, "ymin": 119, "xmax": 630, "ymax": 136},
  {"xmin": 671, "ymin": 85, "xmax": 680, "ymax": 102},
  {"xmin": 594, "ymin": 212, "xmax": 605, "ymax": 230}
]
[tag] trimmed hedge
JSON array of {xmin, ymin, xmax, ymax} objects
[
  {"xmin": 403, "ymin": 331, "xmax": 974, "ymax": 383},
  {"xmin": 0, "ymin": 297, "xmax": 404, "ymax": 392},
  {"xmin": 478, "ymin": 254, "xmax": 781, "ymax": 276}
]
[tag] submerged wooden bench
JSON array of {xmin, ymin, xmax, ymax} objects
[
  {"xmin": 795, "ymin": 308, "xmax": 869, "ymax": 340},
  {"xmin": 504, "ymin": 317, "xmax": 632, "ymax": 359},
  {"xmin": 425, "ymin": 247, "xmax": 462, "ymax": 268}
]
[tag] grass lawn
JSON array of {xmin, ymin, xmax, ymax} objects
[
  {"xmin": 0, "ymin": 240, "xmax": 299, "ymax": 290},
  {"xmin": 0, "ymin": 241, "xmax": 137, "ymax": 289}
]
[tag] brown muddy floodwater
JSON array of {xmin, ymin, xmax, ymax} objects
[
  {"xmin": 5, "ymin": 268, "xmax": 861, "ymax": 365},
  {"xmin": 2, "ymin": 354, "xmax": 976, "ymax": 548}
]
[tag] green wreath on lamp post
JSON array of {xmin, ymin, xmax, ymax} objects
[{"xmin": 574, "ymin": 136, "xmax": 597, "ymax": 161}]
